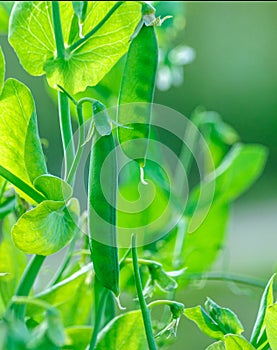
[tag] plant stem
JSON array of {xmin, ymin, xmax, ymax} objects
[
  {"xmin": 0, "ymin": 165, "xmax": 45, "ymax": 203},
  {"xmin": 8, "ymin": 255, "xmax": 45, "ymax": 320},
  {"xmin": 52, "ymin": 1, "xmax": 65, "ymax": 58},
  {"xmin": 69, "ymin": 1, "xmax": 124, "ymax": 52},
  {"xmin": 52, "ymin": 2, "xmax": 75, "ymax": 179},
  {"xmin": 185, "ymin": 272, "xmax": 269, "ymax": 290},
  {"xmin": 132, "ymin": 235, "xmax": 157, "ymax": 350},
  {"xmin": 67, "ymin": 104, "xmax": 85, "ymax": 185},
  {"xmin": 89, "ymin": 288, "xmax": 109, "ymax": 350}
]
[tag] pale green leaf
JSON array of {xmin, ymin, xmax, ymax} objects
[
  {"xmin": 0, "ymin": 78, "xmax": 47, "ymax": 197},
  {"xmin": 0, "ymin": 2, "xmax": 13, "ymax": 34},
  {"xmin": 33, "ymin": 174, "xmax": 73, "ymax": 201},
  {"xmin": 0, "ymin": 47, "xmax": 4, "ymax": 95},
  {"xmin": 63, "ymin": 326, "xmax": 92, "ymax": 350},
  {"xmin": 46, "ymin": 309, "xmax": 66, "ymax": 347},
  {"xmin": 214, "ymin": 143, "xmax": 268, "ymax": 203},
  {"xmin": 250, "ymin": 274, "xmax": 275, "ymax": 347},
  {"xmin": 224, "ymin": 335, "xmax": 256, "ymax": 350},
  {"xmin": 0, "ymin": 214, "xmax": 27, "ymax": 308},
  {"xmin": 206, "ymin": 341, "xmax": 225, "ymax": 350},
  {"xmin": 184, "ymin": 306, "xmax": 225, "ymax": 340},
  {"xmin": 95, "ymin": 310, "xmax": 147, "ymax": 350},
  {"xmin": 205, "ymin": 298, "xmax": 244, "ymax": 335},
  {"xmin": 181, "ymin": 202, "xmax": 229, "ymax": 273},
  {"xmin": 265, "ymin": 303, "xmax": 277, "ymax": 350},
  {"xmin": 27, "ymin": 264, "xmax": 93, "ymax": 327},
  {"xmin": 12, "ymin": 198, "xmax": 79, "ymax": 255},
  {"xmin": 9, "ymin": 1, "xmax": 141, "ymax": 94}
]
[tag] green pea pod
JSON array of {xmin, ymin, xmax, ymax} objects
[
  {"xmin": 118, "ymin": 24, "xmax": 158, "ymax": 167},
  {"xmin": 88, "ymin": 130, "xmax": 119, "ymax": 296}
]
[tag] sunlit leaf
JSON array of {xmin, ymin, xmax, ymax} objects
[
  {"xmin": 250, "ymin": 274, "xmax": 275, "ymax": 347},
  {"xmin": 0, "ymin": 47, "xmax": 4, "ymax": 95},
  {"xmin": 63, "ymin": 326, "xmax": 92, "ymax": 350},
  {"xmin": 265, "ymin": 303, "xmax": 277, "ymax": 350},
  {"xmin": 206, "ymin": 341, "xmax": 225, "ymax": 350},
  {"xmin": 9, "ymin": 1, "xmax": 141, "ymax": 94},
  {"xmin": 33, "ymin": 174, "xmax": 73, "ymax": 201},
  {"xmin": 224, "ymin": 335, "xmax": 256, "ymax": 350},
  {"xmin": 0, "ymin": 2, "xmax": 13, "ymax": 34},
  {"xmin": 205, "ymin": 298, "xmax": 244, "ymax": 335},
  {"xmin": 12, "ymin": 198, "xmax": 79, "ymax": 255},
  {"xmin": 0, "ymin": 78, "xmax": 47, "ymax": 199},
  {"xmin": 95, "ymin": 310, "xmax": 147, "ymax": 350},
  {"xmin": 0, "ymin": 214, "xmax": 27, "ymax": 309},
  {"xmin": 184, "ymin": 306, "xmax": 225, "ymax": 340}
]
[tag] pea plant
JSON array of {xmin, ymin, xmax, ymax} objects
[{"xmin": 0, "ymin": 2, "xmax": 276, "ymax": 350}]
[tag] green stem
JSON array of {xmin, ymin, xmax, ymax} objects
[
  {"xmin": 67, "ymin": 104, "xmax": 85, "ymax": 185},
  {"xmin": 89, "ymin": 288, "xmax": 109, "ymax": 350},
  {"xmin": 52, "ymin": 1, "xmax": 65, "ymax": 58},
  {"xmin": 132, "ymin": 235, "xmax": 157, "ymax": 350},
  {"xmin": 8, "ymin": 255, "xmax": 45, "ymax": 320},
  {"xmin": 69, "ymin": 1, "xmax": 124, "ymax": 52},
  {"xmin": 148, "ymin": 300, "xmax": 182, "ymax": 309},
  {"xmin": 185, "ymin": 272, "xmax": 269, "ymax": 290},
  {"xmin": 58, "ymin": 92, "xmax": 75, "ymax": 180},
  {"xmin": 0, "ymin": 166, "xmax": 45, "ymax": 203}
]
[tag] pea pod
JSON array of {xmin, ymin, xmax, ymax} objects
[
  {"xmin": 117, "ymin": 24, "xmax": 158, "ymax": 167},
  {"xmin": 88, "ymin": 129, "xmax": 119, "ymax": 296}
]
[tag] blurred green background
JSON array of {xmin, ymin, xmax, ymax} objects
[{"xmin": 1, "ymin": 1, "xmax": 277, "ymax": 349}]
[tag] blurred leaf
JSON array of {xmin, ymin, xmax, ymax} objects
[
  {"xmin": 33, "ymin": 174, "xmax": 73, "ymax": 201},
  {"xmin": 46, "ymin": 308, "xmax": 66, "ymax": 347},
  {"xmin": 27, "ymin": 264, "xmax": 93, "ymax": 327},
  {"xmin": 250, "ymin": 274, "xmax": 275, "ymax": 347},
  {"xmin": 0, "ymin": 214, "xmax": 27, "ymax": 309},
  {"xmin": 63, "ymin": 326, "xmax": 92, "ymax": 350},
  {"xmin": 12, "ymin": 198, "xmax": 79, "ymax": 255},
  {"xmin": 9, "ymin": 1, "xmax": 141, "ymax": 94},
  {"xmin": 148, "ymin": 263, "xmax": 177, "ymax": 292},
  {"xmin": 224, "ymin": 335, "xmax": 255, "ymax": 349},
  {"xmin": 213, "ymin": 143, "xmax": 268, "ymax": 203},
  {"xmin": 265, "ymin": 303, "xmax": 277, "ymax": 350},
  {"xmin": 182, "ymin": 202, "xmax": 229, "ymax": 273},
  {"xmin": 205, "ymin": 298, "xmax": 244, "ymax": 335},
  {"xmin": 184, "ymin": 305, "xmax": 225, "ymax": 340},
  {"xmin": 95, "ymin": 310, "xmax": 147, "ymax": 350},
  {"xmin": 206, "ymin": 341, "xmax": 225, "ymax": 350},
  {"xmin": 0, "ymin": 78, "xmax": 47, "ymax": 199},
  {"xmin": 0, "ymin": 196, "xmax": 16, "ymax": 220}
]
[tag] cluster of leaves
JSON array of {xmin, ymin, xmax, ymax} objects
[{"xmin": 0, "ymin": 1, "xmax": 274, "ymax": 350}]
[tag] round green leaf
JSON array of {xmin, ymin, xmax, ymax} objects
[
  {"xmin": 9, "ymin": 1, "xmax": 141, "ymax": 94},
  {"xmin": 33, "ymin": 174, "xmax": 73, "ymax": 201},
  {"xmin": 12, "ymin": 198, "xmax": 79, "ymax": 255}
]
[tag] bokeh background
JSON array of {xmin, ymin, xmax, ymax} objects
[{"xmin": 1, "ymin": 2, "xmax": 277, "ymax": 349}]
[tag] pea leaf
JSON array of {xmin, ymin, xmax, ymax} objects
[
  {"xmin": 33, "ymin": 174, "xmax": 73, "ymax": 201},
  {"xmin": 182, "ymin": 202, "xmax": 229, "ymax": 273},
  {"xmin": 184, "ymin": 306, "xmax": 225, "ymax": 340},
  {"xmin": 12, "ymin": 198, "xmax": 79, "ymax": 255},
  {"xmin": 214, "ymin": 143, "xmax": 268, "ymax": 203},
  {"xmin": 95, "ymin": 310, "xmax": 147, "ymax": 350},
  {"xmin": 0, "ymin": 2, "xmax": 13, "ymax": 34},
  {"xmin": 0, "ymin": 47, "xmax": 4, "ymax": 95},
  {"xmin": 0, "ymin": 78, "xmax": 47, "ymax": 198},
  {"xmin": 0, "ymin": 214, "xmax": 27, "ymax": 309},
  {"xmin": 250, "ymin": 274, "xmax": 275, "ymax": 347},
  {"xmin": 46, "ymin": 309, "xmax": 66, "ymax": 347},
  {"xmin": 27, "ymin": 264, "xmax": 93, "ymax": 327},
  {"xmin": 205, "ymin": 298, "xmax": 244, "ymax": 335},
  {"xmin": 9, "ymin": 1, "xmax": 141, "ymax": 94},
  {"xmin": 206, "ymin": 341, "xmax": 225, "ymax": 349},
  {"xmin": 63, "ymin": 326, "xmax": 92, "ymax": 350},
  {"xmin": 265, "ymin": 303, "xmax": 277, "ymax": 349},
  {"xmin": 224, "ymin": 335, "xmax": 256, "ymax": 349}
]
